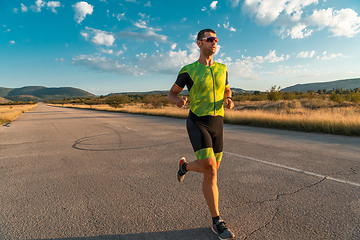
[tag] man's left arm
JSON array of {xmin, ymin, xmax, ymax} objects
[
  {"xmin": 224, "ymin": 71, "xmax": 234, "ymax": 109},
  {"xmin": 224, "ymin": 86, "xmax": 234, "ymax": 109}
]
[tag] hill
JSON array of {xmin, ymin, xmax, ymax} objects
[
  {"xmin": 0, "ymin": 97, "xmax": 12, "ymax": 104},
  {"xmin": 5, "ymin": 95, "xmax": 43, "ymax": 102},
  {"xmin": 0, "ymin": 86, "xmax": 95, "ymax": 102},
  {"xmin": 281, "ymin": 78, "xmax": 360, "ymax": 92}
]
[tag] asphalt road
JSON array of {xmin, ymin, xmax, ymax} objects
[{"xmin": 1, "ymin": 103, "xmax": 359, "ymax": 240}]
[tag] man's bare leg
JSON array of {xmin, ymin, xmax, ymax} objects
[{"xmin": 187, "ymin": 156, "xmax": 219, "ymax": 217}]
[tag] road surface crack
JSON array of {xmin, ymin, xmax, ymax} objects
[
  {"xmin": 243, "ymin": 207, "xmax": 279, "ymax": 240},
  {"xmin": 242, "ymin": 174, "xmax": 338, "ymax": 239}
]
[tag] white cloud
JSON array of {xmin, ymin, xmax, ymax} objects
[
  {"xmin": 116, "ymin": 13, "xmax": 126, "ymax": 21},
  {"xmin": 115, "ymin": 30, "xmax": 168, "ymax": 43},
  {"xmin": 171, "ymin": 43, "xmax": 177, "ymax": 50},
  {"xmin": 215, "ymin": 49, "xmax": 291, "ymax": 80},
  {"xmin": 72, "ymin": 1, "xmax": 94, "ymax": 24},
  {"xmin": 264, "ymin": 50, "xmax": 286, "ymax": 63},
  {"xmin": 80, "ymin": 32, "xmax": 89, "ymax": 39},
  {"xmin": 318, "ymin": 51, "xmax": 347, "ymax": 60},
  {"xmin": 297, "ymin": 50, "xmax": 316, "ymax": 58},
  {"xmin": 280, "ymin": 23, "xmax": 313, "ymax": 39},
  {"xmin": 72, "ymin": 43, "xmax": 199, "ymax": 75},
  {"xmin": 100, "ymin": 48, "xmax": 114, "ymax": 54},
  {"xmin": 144, "ymin": 1, "xmax": 151, "ymax": 7},
  {"xmin": 243, "ymin": 0, "xmax": 288, "ymax": 25},
  {"xmin": 55, "ymin": 58, "xmax": 65, "ymax": 63},
  {"xmin": 210, "ymin": 1, "xmax": 218, "ymax": 10},
  {"xmin": 243, "ymin": 0, "xmax": 318, "ymax": 26},
  {"xmin": 214, "ymin": 44, "xmax": 221, "ymax": 55},
  {"xmin": 223, "ymin": 22, "xmax": 236, "ymax": 32},
  {"xmin": 21, "ymin": 3, "xmax": 28, "ymax": 12},
  {"xmin": 31, "ymin": 0, "xmax": 46, "ymax": 12},
  {"xmin": 306, "ymin": 8, "xmax": 360, "ymax": 37},
  {"xmin": 244, "ymin": 1, "xmax": 360, "ymax": 38},
  {"xmin": 189, "ymin": 33, "xmax": 197, "ymax": 40},
  {"xmin": 10, "ymin": 41, "xmax": 15, "ymax": 44},
  {"xmin": 13, "ymin": 8, "xmax": 19, "ymax": 13},
  {"xmin": 217, "ymin": 57, "xmax": 260, "ymax": 80},
  {"xmin": 116, "ymin": 50, "xmax": 124, "ymax": 56},
  {"xmin": 47, "ymin": 1, "xmax": 61, "ymax": 13},
  {"xmin": 134, "ymin": 20, "xmax": 147, "ymax": 29},
  {"xmin": 81, "ymin": 27, "xmax": 115, "ymax": 47}
]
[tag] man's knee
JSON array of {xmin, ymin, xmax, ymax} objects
[{"xmin": 200, "ymin": 157, "xmax": 217, "ymax": 179}]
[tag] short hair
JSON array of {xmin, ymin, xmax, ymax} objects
[{"xmin": 197, "ymin": 29, "xmax": 216, "ymax": 40}]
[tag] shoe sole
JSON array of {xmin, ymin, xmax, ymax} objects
[
  {"xmin": 211, "ymin": 225, "xmax": 234, "ymax": 240},
  {"xmin": 177, "ymin": 157, "xmax": 187, "ymax": 182}
]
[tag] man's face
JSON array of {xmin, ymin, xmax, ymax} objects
[{"xmin": 198, "ymin": 31, "xmax": 217, "ymax": 56}]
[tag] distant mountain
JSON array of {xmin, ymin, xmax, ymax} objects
[
  {"xmin": 281, "ymin": 78, "xmax": 360, "ymax": 92},
  {"xmin": 231, "ymin": 88, "xmax": 248, "ymax": 93},
  {"xmin": 7, "ymin": 86, "xmax": 46, "ymax": 96},
  {"xmin": 115, "ymin": 87, "xmax": 247, "ymax": 95},
  {"xmin": 0, "ymin": 86, "xmax": 95, "ymax": 101},
  {"xmin": 0, "ymin": 87, "xmax": 13, "ymax": 98}
]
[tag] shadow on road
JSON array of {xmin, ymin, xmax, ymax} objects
[{"xmin": 32, "ymin": 228, "xmax": 219, "ymax": 240}]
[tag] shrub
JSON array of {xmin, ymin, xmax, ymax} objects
[
  {"xmin": 143, "ymin": 94, "xmax": 164, "ymax": 109},
  {"xmin": 106, "ymin": 94, "xmax": 128, "ymax": 108},
  {"xmin": 350, "ymin": 93, "xmax": 360, "ymax": 103},
  {"xmin": 283, "ymin": 92, "xmax": 296, "ymax": 100},
  {"xmin": 329, "ymin": 93, "xmax": 345, "ymax": 103}
]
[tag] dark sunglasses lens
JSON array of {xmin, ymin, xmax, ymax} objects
[{"xmin": 206, "ymin": 37, "xmax": 218, "ymax": 42}]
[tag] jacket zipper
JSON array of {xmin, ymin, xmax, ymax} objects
[{"xmin": 209, "ymin": 67, "xmax": 216, "ymax": 115}]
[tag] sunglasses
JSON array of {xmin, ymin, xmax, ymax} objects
[{"xmin": 200, "ymin": 36, "xmax": 218, "ymax": 43}]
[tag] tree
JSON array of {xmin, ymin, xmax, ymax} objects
[{"xmin": 267, "ymin": 85, "xmax": 282, "ymax": 101}]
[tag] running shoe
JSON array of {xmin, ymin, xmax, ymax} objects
[
  {"xmin": 177, "ymin": 157, "xmax": 187, "ymax": 182},
  {"xmin": 211, "ymin": 220, "xmax": 235, "ymax": 240}
]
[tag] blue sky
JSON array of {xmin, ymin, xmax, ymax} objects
[{"xmin": 1, "ymin": 0, "xmax": 360, "ymax": 95}]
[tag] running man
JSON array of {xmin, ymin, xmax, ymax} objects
[{"xmin": 167, "ymin": 29, "xmax": 235, "ymax": 240}]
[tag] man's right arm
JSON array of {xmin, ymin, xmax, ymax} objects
[{"xmin": 167, "ymin": 85, "xmax": 187, "ymax": 108}]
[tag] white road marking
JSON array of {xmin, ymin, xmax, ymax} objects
[
  {"xmin": 107, "ymin": 123, "xmax": 138, "ymax": 131},
  {"xmin": 224, "ymin": 151, "xmax": 360, "ymax": 188}
]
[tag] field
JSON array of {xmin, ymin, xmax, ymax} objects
[
  {"xmin": 48, "ymin": 98, "xmax": 360, "ymax": 136},
  {"xmin": 0, "ymin": 104, "xmax": 38, "ymax": 125}
]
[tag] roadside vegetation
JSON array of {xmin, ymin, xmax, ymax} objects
[
  {"xmin": 0, "ymin": 102, "xmax": 38, "ymax": 125},
  {"xmin": 44, "ymin": 86, "xmax": 360, "ymax": 136}
]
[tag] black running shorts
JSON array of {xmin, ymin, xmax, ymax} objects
[{"xmin": 186, "ymin": 111, "xmax": 224, "ymax": 161}]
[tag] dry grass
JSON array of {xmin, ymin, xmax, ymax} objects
[
  {"xmin": 49, "ymin": 100, "xmax": 360, "ymax": 136},
  {"xmin": 225, "ymin": 100, "xmax": 360, "ymax": 136},
  {"xmin": 0, "ymin": 104, "xmax": 38, "ymax": 125},
  {"xmin": 48, "ymin": 103, "xmax": 189, "ymax": 118}
]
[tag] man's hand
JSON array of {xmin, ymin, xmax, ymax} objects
[
  {"xmin": 225, "ymin": 98, "xmax": 234, "ymax": 109},
  {"xmin": 177, "ymin": 96, "xmax": 187, "ymax": 108}
]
